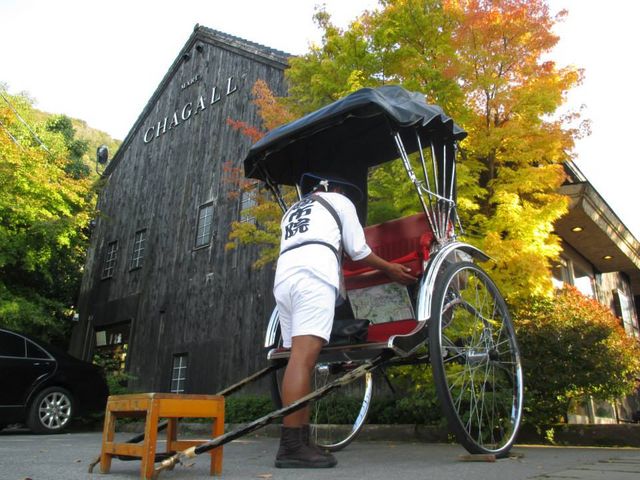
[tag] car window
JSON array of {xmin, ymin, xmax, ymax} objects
[
  {"xmin": 26, "ymin": 340, "xmax": 50, "ymax": 359},
  {"xmin": 0, "ymin": 331, "xmax": 26, "ymax": 357}
]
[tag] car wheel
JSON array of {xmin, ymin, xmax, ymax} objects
[{"xmin": 27, "ymin": 387, "xmax": 74, "ymax": 434}]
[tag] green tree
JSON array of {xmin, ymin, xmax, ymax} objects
[
  {"xmin": 286, "ymin": 0, "xmax": 585, "ymax": 302},
  {"xmin": 286, "ymin": 6, "xmax": 383, "ymax": 115},
  {"xmin": 45, "ymin": 114, "xmax": 90, "ymax": 179},
  {"xmin": 366, "ymin": 0, "xmax": 464, "ymax": 115},
  {"xmin": 230, "ymin": 2, "xmax": 585, "ymax": 298},
  {"xmin": 440, "ymin": 0, "xmax": 583, "ymax": 301},
  {"xmin": 0, "ymin": 89, "xmax": 95, "ymax": 344}
]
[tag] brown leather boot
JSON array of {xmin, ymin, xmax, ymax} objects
[{"xmin": 275, "ymin": 426, "xmax": 337, "ymax": 468}]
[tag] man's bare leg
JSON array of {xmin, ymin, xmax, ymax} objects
[
  {"xmin": 281, "ymin": 334, "xmax": 324, "ymax": 426},
  {"xmin": 275, "ymin": 334, "xmax": 336, "ymax": 468}
]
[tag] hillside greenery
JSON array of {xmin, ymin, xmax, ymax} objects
[{"xmin": 0, "ymin": 83, "xmax": 120, "ymax": 346}]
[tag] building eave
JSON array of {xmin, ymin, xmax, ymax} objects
[{"xmin": 556, "ymin": 182, "xmax": 640, "ymax": 294}]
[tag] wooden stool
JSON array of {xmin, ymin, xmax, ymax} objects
[{"xmin": 100, "ymin": 393, "xmax": 224, "ymax": 479}]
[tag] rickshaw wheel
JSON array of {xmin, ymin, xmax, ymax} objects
[
  {"xmin": 269, "ymin": 325, "xmax": 373, "ymax": 452},
  {"xmin": 429, "ymin": 261, "xmax": 523, "ymax": 458}
]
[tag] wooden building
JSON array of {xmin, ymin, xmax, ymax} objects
[{"xmin": 69, "ymin": 26, "xmax": 289, "ymax": 394}]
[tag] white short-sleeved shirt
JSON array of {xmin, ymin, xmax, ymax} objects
[{"xmin": 274, "ymin": 192, "xmax": 371, "ymax": 290}]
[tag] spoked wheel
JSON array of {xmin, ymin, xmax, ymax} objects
[
  {"xmin": 429, "ymin": 261, "xmax": 523, "ymax": 457},
  {"xmin": 269, "ymin": 325, "xmax": 373, "ymax": 451}
]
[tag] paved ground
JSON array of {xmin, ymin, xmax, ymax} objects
[{"xmin": 2, "ymin": 429, "xmax": 640, "ymax": 480}]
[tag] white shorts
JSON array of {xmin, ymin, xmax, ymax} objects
[{"xmin": 273, "ymin": 272, "xmax": 336, "ymax": 348}]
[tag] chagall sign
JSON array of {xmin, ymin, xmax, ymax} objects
[{"xmin": 142, "ymin": 75, "xmax": 239, "ymax": 144}]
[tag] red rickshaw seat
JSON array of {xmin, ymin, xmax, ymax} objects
[
  {"xmin": 343, "ymin": 213, "xmax": 432, "ymax": 290},
  {"xmin": 342, "ymin": 213, "xmax": 432, "ymax": 343}
]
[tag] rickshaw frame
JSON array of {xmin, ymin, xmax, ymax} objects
[{"xmin": 247, "ymin": 85, "xmax": 523, "ymax": 456}]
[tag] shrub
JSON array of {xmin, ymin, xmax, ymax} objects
[
  {"xmin": 224, "ymin": 394, "xmax": 435, "ymax": 426},
  {"xmin": 93, "ymin": 346, "xmax": 136, "ymax": 395},
  {"xmin": 368, "ymin": 394, "xmax": 444, "ymax": 425},
  {"xmin": 367, "ymin": 363, "xmax": 444, "ymax": 425},
  {"xmin": 513, "ymin": 286, "xmax": 640, "ymax": 427},
  {"xmin": 225, "ymin": 395, "xmax": 274, "ymax": 423}
]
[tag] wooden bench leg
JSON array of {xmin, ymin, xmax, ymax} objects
[
  {"xmin": 100, "ymin": 407, "xmax": 116, "ymax": 473},
  {"xmin": 141, "ymin": 398, "xmax": 160, "ymax": 480},
  {"xmin": 210, "ymin": 411, "xmax": 224, "ymax": 475},
  {"xmin": 166, "ymin": 417, "xmax": 178, "ymax": 453}
]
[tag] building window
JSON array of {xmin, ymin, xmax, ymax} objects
[
  {"xmin": 94, "ymin": 321, "xmax": 131, "ymax": 373},
  {"xmin": 551, "ymin": 258, "xmax": 570, "ymax": 289},
  {"xmin": 130, "ymin": 229, "xmax": 147, "ymax": 270},
  {"xmin": 614, "ymin": 289, "xmax": 639, "ymax": 338},
  {"xmin": 102, "ymin": 241, "xmax": 118, "ymax": 279},
  {"xmin": 195, "ymin": 202, "xmax": 214, "ymax": 248},
  {"xmin": 573, "ymin": 262, "xmax": 595, "ymax": 298},
  {"xmin": 551, "ymin": 253, "xmax": 595, "ymax": 298},
  {"xmin": 170, "ymin": 354, "xmax": 188, "ymax": 393},
  {"xmin": 240, "ymin": 187, "xmax": 257, "ymax": 223}
]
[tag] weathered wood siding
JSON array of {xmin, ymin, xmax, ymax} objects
[{"xmin": 70, "ymin": 28, "xmax": 288, "ymax": 394}]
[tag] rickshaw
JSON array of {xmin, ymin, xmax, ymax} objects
[
  {"xmin": 111, "ymin": 85, "xmax": 523, "ymax": 478},
  {"xmin": 245, "ymin": 85, "xmax": 524, "ymax": 457}
]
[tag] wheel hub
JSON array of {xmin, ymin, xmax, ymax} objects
[
  {"xmin": 40, "ymin": 394, "xmax": 70, "ymax": 428},
  {"xmin": 466, "ymin": 349, "xmax": 489, "ymax": 364}
]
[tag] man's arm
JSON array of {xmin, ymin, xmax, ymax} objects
[{"xmin": 359, "ymin": 252, "xmax": 418, "ymax": 285}]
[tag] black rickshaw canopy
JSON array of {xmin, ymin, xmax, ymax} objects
[{"xmin": 243, "ymin": 85, "xmax": 467, "ymax": 188}]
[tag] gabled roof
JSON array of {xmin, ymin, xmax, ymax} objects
[
  {"xmin": 197, "ymin": 26, "xmax": 290, "ymax": 65},
  {"xmin": 103, "ymin": 25, "xmax": 290, "ymax": 177}
]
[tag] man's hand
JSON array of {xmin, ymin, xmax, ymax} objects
[{"xmin": 383, "ymin": 262, "xmax": 418, "ymax": 285}]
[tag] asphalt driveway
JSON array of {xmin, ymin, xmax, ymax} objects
[{"xmin": 2, "ymin": 429, "xmax": 640, "ymax": 480}]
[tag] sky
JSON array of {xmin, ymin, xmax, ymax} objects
[{"xmin": 1, "ymin": 0, "xmax": 638, "ymax": 239}]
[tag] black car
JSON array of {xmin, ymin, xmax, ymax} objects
[{"xmin": 0, "ymin": 328, "xmax": 109, "ymax": 433}]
